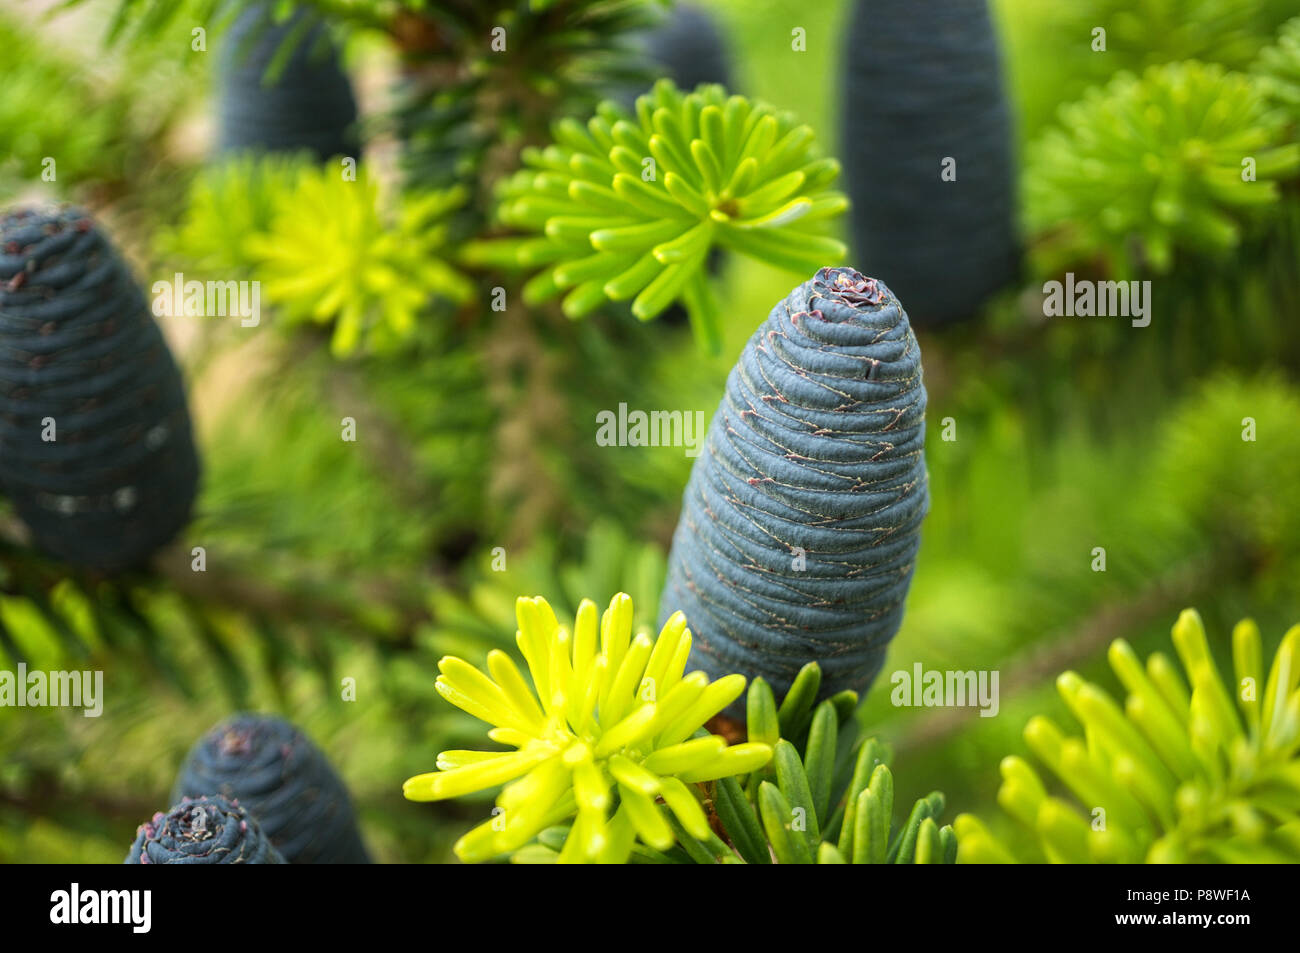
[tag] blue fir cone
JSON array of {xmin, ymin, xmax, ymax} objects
[
  {"xmin": 0, "ymin": 207, "xmax": 200, "ymax": 572},
  {"xmin": 614, "ymin": 4, "xmax": 734, "ymax": 115},
  {"xmin": 125, "ymin": 795, "xmax": 286, "ymax": 864},
  {"xmin": 172, "ymin": 713, "xmax": 371, "ymax": 864},
  {"xmin": 840, "ymin": 0, "xmax": 1019, "ymax": 327},
  {"xmin": 659, "ymin": 267, "xmax": 928, "ymax": 713},
  {"xmin": 217, "ymin": 1, "xmax": 359, "ymax": 160}
]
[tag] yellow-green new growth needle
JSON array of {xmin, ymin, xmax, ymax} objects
[
  {"xmin": 707, "ymin": 672, "xmax": 957, "ymax": 864},
  {"xmin": 403, "ymin": 593, "xmax": 772, "ymax": 863}
]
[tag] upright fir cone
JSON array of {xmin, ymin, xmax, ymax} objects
[
  {"xmin": 0, "ymin": 207, "xmax": 200, "ymax": 572},
  {"xmin": 217, "ymin": 1, "xmax": 359, "ymax": 160},
  {"xmin": 659, "ymin": 267, "xmax": 928, "ymax": 713},
  {"xmin": 125, "ymin": 795, "xmax": 286, "ymax": 864},
  {"xmin": 172, "ymin": 713, "xmax": 371, "ymax": 864},
  {"xmin": 840, "ymin": 0, "xmax": 1019, "ymax": 326}
]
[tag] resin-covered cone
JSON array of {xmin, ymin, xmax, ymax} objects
[
  {"xmin": 172, "ymin": 713, "xmax": 370, "ymax": 864},
  {"xmin": 125, "ymin": 795, "xmax": 285, "ymax": 864},
  {"xmin": 217, "ymin": 2, "xmax": 359, "ymax": 160},
  {"xmin": 840, "ymin": 0, "xmax": 1018, "ymax": 326},
  {"xmin": 659, "ymin": 267, "xmax": 928, "ymax": 712},
  {"xmin": 0, "ymin": 206, "xmax": 200, "ymax": 572}
]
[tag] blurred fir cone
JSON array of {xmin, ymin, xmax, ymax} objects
[
  {"xmin": 840, "ymin": 0, "xmax": 1018, "ymax": 327},
  {"xmin": 125, "ymin": 795, "xmax": 285, "ymax": 864},
  {"xmin": 0, "ymin": 206, "xmax": 200, "ymax": 572},
  {"xmin": 391, "ymin": 0, "xmax": 656, "ymax": 199},
  {"xmin": 217, "ymin": 1, "xmax": 359, "ymax": 160},
  {"xmin": 172, "ymin": 713, "xmax": 371, "ymax": 864},
  {"xmin": 1255, "ymin": 16, "xmax": 1300, "ymax": 112},
  {"xmin": 404, "ymin": 593, "xmax": 773, "ymax": 863},
  {"xmin": 659, "ymin": 267, "xmax": 929, "ymax": 714},
  {"xmin": 615, "ymin": 3, "xmax": 734, "ymax": 110},
  {"xmin": 519, "ymin": 662, "xmax": 959, "ymax": 864}
]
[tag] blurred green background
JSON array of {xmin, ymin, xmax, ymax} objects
[{"xmin": 2, "ymin": 0, "xmax": 1299, "ymax": 862}]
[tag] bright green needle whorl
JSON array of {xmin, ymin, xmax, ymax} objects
[
  {"xmin": 172, "ymin": 713, "xmax": 371, "ymax": 864},
  {"xmin": 471, "ymin": 80, "xmax": 848, "ymax": 353},
  {"xmin": 841, "ymin": 0, "xmax": 1019, "ymax": 326},
  {"xmin": 1026, "ymin": 61, "xmax": 1299, "ymax": 276}
]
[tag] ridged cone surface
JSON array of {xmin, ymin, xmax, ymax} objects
[
  {"xmin": 125, "ymin": 795, "xmax": 286, "ymax": 864},
  {"xmin": 172, "ymin": 713, "xmax": 370, "ymax": 864},
  {"xmin": 660, "ymin": 267, "xmax": 928, "ymax": 712}
]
